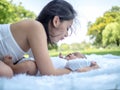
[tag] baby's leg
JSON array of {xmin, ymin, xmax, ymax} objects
[
  {"xmin": 0, "ymin": 61, "xmax": 13, "ymax": 78},
  {"xmin": 3, "ymin": 56, "xmax": 37, "ymax": 75}
]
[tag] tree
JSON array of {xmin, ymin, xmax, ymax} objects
[
  {"xmin": 102, "ymin": 22, "xmax": 120, "ymax": 46},
  {"xmin": 48, "ymin": 43, "xmax": 58, "ymax": 50},
  {"xmin": 70, "ymin": 43, "xmax": 81, "ymax": 51},
  {"xmin": 87, "ymin": 6, "xmax": 120, "ymax": 46},
  {"xmin": 87, "ymin": 17, "xmax": 106, "ymax": 45},
  {"xmin": 0, "ymin": 0, "xmax": 36, "ymax": 24},
  {"xmin": 59, "ymin": 43, "xmax": 70, "ymax": 51},
  {"xmin": 110, "ymin": 6, "xmax": 120, "ymax": 12}
]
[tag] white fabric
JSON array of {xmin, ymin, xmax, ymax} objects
[
  {"xmin": 19, "ymin": 57, "xmax": 67, "ymax": 75},
  {"xmin": 20, "ymin": 57, "xmax": 67, "ymax": 69},
  {"xmin": 20, "ymin": 57, "xmax": 91, "ymax": 74},
  {"xmin": 21, "ymin": 57, "xmax": 91, "ymax": 70},
  {"xmin": 0, "ymin": 24, "xmax": 33, "ymax": 63},
  {"xmin": 50, "ymin": 57, "xmax": 67, "ymax": 68},
  {"xmin": 51, "ymin": 57, "xmax": 91, "ymax": 71},
  {"xmin": 65, "ymin": 59, "xmax": 91, "ymax": 71},
  {"xmin": 0, "ymin": 54, "xmax": 120, "ymax": 90}
]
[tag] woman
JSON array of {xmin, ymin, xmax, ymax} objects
[{"xmin": 0, "ymin": 0, "xmax": 97, "ymax": 78}]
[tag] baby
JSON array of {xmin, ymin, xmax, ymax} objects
[
  {"xmin": 3, "ymin": 52, "xmax": 99, "ymax": 76},
  {"xmin": 59, "ymin": 52, "xmax": 98, "ymax": 71}
]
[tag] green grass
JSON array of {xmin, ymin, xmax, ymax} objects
[
  {"xmin": 49, "ymin": 48, "xmax": 120, "ymax": 56},
  {"xmin": 81, "ymin": 49, "xmax": 120, "ymax": 56}
]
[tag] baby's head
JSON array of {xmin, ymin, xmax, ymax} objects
[{"xmin": 65, "ymin": 52, "xmax": 86, "ymax": 60}]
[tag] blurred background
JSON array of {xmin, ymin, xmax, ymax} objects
[{"xmin": 0, "ymin": 0, "xmax": 120, "ymax": 56}]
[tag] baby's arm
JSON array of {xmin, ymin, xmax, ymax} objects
[
  {"xmin": 76, "ymin": 65, "xmax": 99, "ymax": 72},
  {"xmin": 65, "ymin": 59, "xmax": 99, "ymax": 71}
]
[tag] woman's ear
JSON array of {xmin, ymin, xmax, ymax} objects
[{"xmin": 52, "ymin": 16, "xmax": 60, "ymax": 28}]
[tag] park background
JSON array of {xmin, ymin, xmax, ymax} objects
[{"xmin": 0, "ymin": 0, "xmax": 120, "ymax": 56}]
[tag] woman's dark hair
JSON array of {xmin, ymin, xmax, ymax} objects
[{"xmin": 36, "ymin": 0, "xmax": 77, "ymax": 44}]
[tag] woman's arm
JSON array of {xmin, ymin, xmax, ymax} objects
[{"xmin": 27, "ymin": 20, "xmax": 71, "ymax": 75}]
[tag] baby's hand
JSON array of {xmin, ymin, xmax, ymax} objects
[
  {"xmin": 59, "ymin": 53, "xmax": 64, "ymax": 58},
  {"xmin": 90, "ymin": 61, "xmax": 97, "ymax": 67}
]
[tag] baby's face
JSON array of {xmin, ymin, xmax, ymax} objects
[
  {"xmin": 64, "ymin": 52, "xmax": 86, "ymax": 60},
  {"xmin": 65, "ymin": 53, "xmax": 77, "ymax": 60}
]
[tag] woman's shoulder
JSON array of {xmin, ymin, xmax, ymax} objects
[
  {"xmin": 18, "ymin": 19, "xmax": 43, "ymax": 28},
  {"xmin": 11, "ymin": 19, "xmax": 43, "ymax": 29},
  {"xmin": 11, "ymin": 19, "xmax": 45, "ymax": 33},
  {"xmin": 20, "ymin": 19, "xmax": 46, "ymax": 35},
  {"xmin": 11, "ymin": 19, "xmax": 46, "ymax": 37}
]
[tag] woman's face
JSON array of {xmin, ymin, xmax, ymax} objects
[{"xmin": 49, "ymin": 16, "xmax": 73, "ymax": 43}]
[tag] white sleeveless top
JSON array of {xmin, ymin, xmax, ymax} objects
[{"xmin": 0, "ymin": 24, "xmax": 33, "ymax": 63}]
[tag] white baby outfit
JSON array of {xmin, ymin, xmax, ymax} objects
[
  {"xmin": 51, "ymin": 57, "xmax": 91, "ymax": 71},
  {"xmin": 50, "ymin": 57, "xmax": 91, "ymax": 71},
  {"xmin": 65, "ymin": 58, "xmax": 91, "ymax": 71},
  {"xmin": 0, "ymin": 24, "xmax": 33, "ymax": 63}
]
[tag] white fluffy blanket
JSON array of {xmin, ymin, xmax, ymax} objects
[{"xmin": 0, "ymin": 54, "xmax": 120, "ymax": 90}]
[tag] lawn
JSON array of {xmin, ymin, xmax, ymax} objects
[
  {"xmin": 49, "ymin": 48, "xmax": 120, "ymax": 56},
  {"xmin": 81, "ymin": 49, "xmax": 120, "ymax": 56}
]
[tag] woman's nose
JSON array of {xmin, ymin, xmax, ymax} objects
[{"xmin": 64, "ymin": 31, "xmax": 68, "ymax": 37}]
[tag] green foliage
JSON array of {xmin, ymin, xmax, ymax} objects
[
  {"xmin": 70, "ymin": 42, "xmax": 91, "ymax": 51},
  {"xmin": 110, "ymin": 6, "xmax": 120, "ymax": 12},
  {"xmin": 87, "ymin": 6, "xmax": 120, "ymax": 46},
  {"xmin": 82, "ymin": 48, "xmax": 120, "ymax": 56},
  {"xmin": 0, "ymin": 0, "xmax": 36, "ymax": 24},
  {"xmin": 49, "ymin": 44, "xmax": 120, "ymax": 56},
  {"xmin": 57, "ymin": 42, "xmax": 91, "ymax": 53},
  {"xmin": 58, "ymin": 43, "xmax": 70, "ymax": 51},
  {"xmin": 48, "ymin": 42, "xmax": 120, "ymax": 56},
  {"xmin": 102, "ymin": 22, "xmax": 120, "ymax": 46},
  {"xmin": 70, "ymin": 43, "xmax": 81, "ymax": 50},
  {"xmin": 48, "ymin": 43, "xmax": 58, "ymax": 50}
]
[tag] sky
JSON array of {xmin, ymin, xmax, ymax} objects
[{"xmin": 12, "ymin": 0, "xmax": 120, "ymax": 45}]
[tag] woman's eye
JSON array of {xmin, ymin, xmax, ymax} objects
[{"xmin": 67, "ymin": 28, "xmax": 69, "ymax": 31}]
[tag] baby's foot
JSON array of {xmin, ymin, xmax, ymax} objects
[{"xmin": 3, "ymin": 56, "xmax": 13, "ymax": 66}]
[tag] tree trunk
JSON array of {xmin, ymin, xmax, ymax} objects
[{"xmin": 116, "ymin": 39, "xmax": 119, "ymax": 46}]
